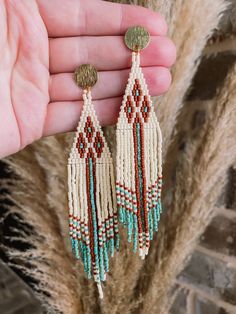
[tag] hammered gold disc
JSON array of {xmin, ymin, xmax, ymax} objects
[
  {"xmin": 125, "ymin": 26, "xmax": 150, "ymax": 51},
  {"xmin": 74, "ymin": 64, "xmax": 98, "ymax": 89}
]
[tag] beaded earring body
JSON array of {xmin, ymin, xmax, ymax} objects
[
  {"xmin": 116, "ymin": 27, "xmax": 163, "ymax": 259},
  {"xmin": 68, "ymin": 65, "xmax": 119, "ymax": 298}
]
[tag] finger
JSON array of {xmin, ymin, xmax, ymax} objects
[
  {"xmin": 37, "ymin": 0, "xmax": 167, "ymax": 37},
  {"xmin": 49, "ymin": 36, "xmax": 176, "ymax": 73},
  {"xmin": 49, "ymin": 67, "xmax": 171, "ymax": 102},
  {"xmin": 44, "ymin": 97, "xmax": 122, "ymax": 137}
]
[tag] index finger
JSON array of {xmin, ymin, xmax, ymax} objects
[{"xmin": 36, "ymin": 0, "xmax": 167, "ymax": 37}]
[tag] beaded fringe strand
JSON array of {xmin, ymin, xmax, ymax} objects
[
  {"xmin": 116, "ymin": 52, "xmax": 163, "ymax": 259},
  {"xmin": 68, "ymin": 91, "xmax": 119, "ymax": 298}
]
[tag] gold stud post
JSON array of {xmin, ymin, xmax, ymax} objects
[{"xmin": 124, "ymin": 26, "xmax": 150, "ymax": 52}]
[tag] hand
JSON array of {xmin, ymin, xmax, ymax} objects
[{"xmin": 0, "ymin": 0, "xmax": 176, "ymax": 158}]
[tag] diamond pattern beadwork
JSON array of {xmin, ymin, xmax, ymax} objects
[
  {"xmin": 84, "ymin": 116, "xmax": 95, "ymax": 143},
  {"xmin": 76, "ymin": 132, "xmax": 87, "ymax": 158},
  {"xmin": 124, "ymin": 96, "xmax": 134, "ymax": 123}
]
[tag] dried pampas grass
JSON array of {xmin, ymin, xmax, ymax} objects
[
  {"xmin": 0, "ymin": 138, "xmax": 81, "ymax": 314},
  {"xmin": 0, "ymin": 0, "xmax": 233, "ymax": 313},
  {"xmin": 157, "ymin": 0, "xmax": 227, "ymax": 157},
  {"xmin": 140, "ymin": 64, "xmax": 236, "ymax": 314}
]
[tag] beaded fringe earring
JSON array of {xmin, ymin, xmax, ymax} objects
[
  {"xmin": 68, "ymin": 65, "xmax": 119, "ymax": 298},
  {"xmin": 116, "ymin": 27, "xmax": 163, "ymax": 259}
]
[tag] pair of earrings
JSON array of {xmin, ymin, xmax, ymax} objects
[{"xmin": 68, "ymin": 26, "xmax": 163, "ymax": 298}]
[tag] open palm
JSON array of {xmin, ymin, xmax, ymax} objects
[{"xmin": 0, "ymin": 0, "xmax": 176, "ymax": 158}]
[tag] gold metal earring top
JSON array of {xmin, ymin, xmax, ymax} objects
[
  {"xmin": 124, "ymin": 26, "xmax": 150, "ymax": 52},
  {"xmin": 74, "ymin": 64, "xmax": 98, "ymax": 90}
]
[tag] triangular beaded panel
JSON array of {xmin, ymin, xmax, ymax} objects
[{"xmin": 69, "ymin": 99, "xmax": 111, "ymax": 163}]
